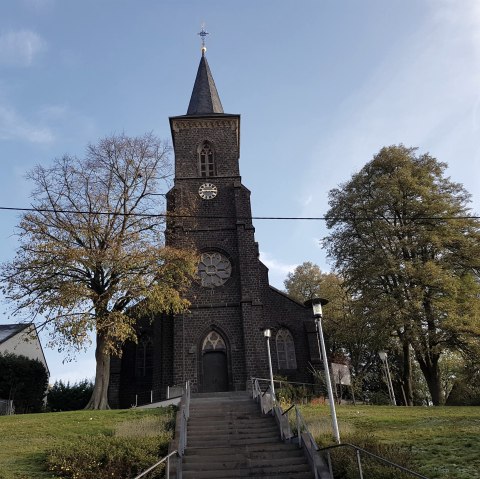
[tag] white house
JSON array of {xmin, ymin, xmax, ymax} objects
[{"xmin": 0, "ymin": 323, "xmax": 49, "ymax": 376}]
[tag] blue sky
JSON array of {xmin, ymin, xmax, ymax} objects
[{"xmin": 1, "ymin": 0, "xmax": 479, "ymax": 383}]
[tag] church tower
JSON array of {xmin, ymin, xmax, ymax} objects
[
  {"xmin": 165, "ymin": 48, "xmax": 315, "ymax": 393},
  {"xmin": 108, "ymin": 46, "xmax": 316, "ymax": 407},
  {"xmin": 167, "ymin": 49, "xmax": 265, "ymax": 392}
]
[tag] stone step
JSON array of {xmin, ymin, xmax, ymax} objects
[
  {"xmin": 188, "ymin": 427, "xmax": 279, "ymax": 436},
  {"xmin": 187, "ymin": 426, "xmax": 280, "ymax": 437},
  {"xmin": 190, "ymin": 408, "xmax": 259, "ymax": 414},
  {"xmin": 184, "ymin": 443, "xmax": 305, "ymax": 457},
  {"xmin": 187, "ymin": 435, "xmax": 281, "ymax": 448},
  {"xmin": 189, "ymin": 405, "xmax": 260, "ymax": 411},
  {"xmin": 190, "ymin": 398, "xmax": 253, "ymax": 404},
  {"xmin": 188, "ymin": 430, "xmax": 280, "ymax": 439},
  {"xmin": 188, "ymin": 432, "xmax": 280, "ymax": 442},
  {"xmin": 189, "ymin": 411, "xmax": 261, "ymax": 418},
  {"xmin": 188, "ymin": 416, "xmax": 273, "ymax": 425},
  {"xmin": 190, "ymin": 401, "xmax": 253, "ymax": 407},
  {"xmin": 184, "ymin": 450, "xmax": 305, "ymax": 464},
  {"xmin": 191, "ymin": 391, "xmax": 249, "ymax": 398},
  {"xmin": 188, "ymin": 414, "xmax": 264, "ymax": 423},
  {"xmin": 183, "ymin": 454, "xmax": 308, "ymax": 470},
  {"xmin": 179, "ymin": 393, "xmax": 316, "ymax": 479},
  {"xmin": 182, "ymin": 464, "xmax": 313, "ymax": 479},
  {"xmin": 188, "ymin": 417, "xmax": 277, "ymax": 432}
]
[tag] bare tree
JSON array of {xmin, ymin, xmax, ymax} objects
[{"xmin": 1, "ymin": 133, "xmax": 197, "ymax": 409}]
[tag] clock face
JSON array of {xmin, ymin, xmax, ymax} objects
[
  {"xmin": 198, "ymin": 252, "xmax": 232, "ymax": 287},
  {"xmin": 198, "ymin": 183, "xmax": 218, "ymax": 200}
]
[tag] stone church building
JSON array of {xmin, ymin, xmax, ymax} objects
[{"xmin": 108, "ymin": 51, "xmax": 318, "ymax": 408}]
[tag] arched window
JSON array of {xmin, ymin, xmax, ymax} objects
[
  {"xmin": 199, "ymin": 141, "xmax": 216, "ymax": 177},
  {"xmin": 202, "ymin": 331, "xmax": 226, "ymax": 352},
  {"xmin": 276, "ymin": 329, "xmax": 297, "ymax": 370},
  {"xmin": 135, "ymin": 338, "xmax": 153, "ymax": 377}
]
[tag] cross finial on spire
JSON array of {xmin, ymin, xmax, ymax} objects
[{"xmin": 198, "ymin": 23, "xmax": 209, "ymax": 55}]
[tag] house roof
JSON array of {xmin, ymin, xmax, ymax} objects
[
  {"xmin": 186, "ymin": 52, "xmax": 224, "ymax": 115},
  {"xmin": 0, "ymin": 323, "xmax": 30, "ymax": 344}
]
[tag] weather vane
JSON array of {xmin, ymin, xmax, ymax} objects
[{"xmin": 198, "ymin": 23, "xmax": 209, "ymax": 55}]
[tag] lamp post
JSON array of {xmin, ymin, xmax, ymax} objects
[
  {"xmin": 264, "ymin": 328, "xmax": 276, "ymax": 402},
  {"xmin": 378, "ymin": 350, "xmax": 396, "ymax": 406},
  {"xmin": 305, "ymin": 298, "xmax": 341, "ymax": 444}
]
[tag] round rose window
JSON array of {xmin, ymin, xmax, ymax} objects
[{"xmin": 198, "ymin": 252, "xmax": 232, "ymax": 287}]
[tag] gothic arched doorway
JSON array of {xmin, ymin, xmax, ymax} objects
[{"xmin": 201, "ymin": 331, "xmax": 229, "ymax": 392}]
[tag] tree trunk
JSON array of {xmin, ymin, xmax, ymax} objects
[
  {"xmin": 401, "ymin": 342, "xmax": 413, "ymax": 406},
  {"xmin": 416, "ymin": 354, "xmax": 444, "ymax": 406},
  {"xmin": 423, "ymin": 365, "xmax": 444, "ymax": 406},
  {"xmin": 85, "ymin": 332, "xmax": 111, "ymax": 410}
]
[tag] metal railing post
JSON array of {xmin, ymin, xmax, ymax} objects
[
  {"xmin": 296, "ymin": 407, "xmax": 302, "ymax": 448},
  {"xmin": 356, "ymin": 449, "xmax": 364, "ymax": 479},
  {"xmin": 327, "ymin": 451, "xmax": 333, "ymax": 478}
]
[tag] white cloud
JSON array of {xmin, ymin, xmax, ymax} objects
[
  {"xmin": 0, "ymin": 30, "xmax": 47, "ymax": 67},
  {"xmin": 0, "ymin": 105, "xmax": 54, "ymax": 143}
]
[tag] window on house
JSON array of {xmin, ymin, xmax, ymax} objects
[
  {"xmin": 199, "ymin": 142, "xmax": 216, "ymax": 177},
  {"xmin": 276, "ymin": 329, "xmax": 297, "ymax": 370}
]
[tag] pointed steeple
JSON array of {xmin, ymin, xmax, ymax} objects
[{"xmin": 187, "ymin": 52, "xmax": 224, "ymax": 115}]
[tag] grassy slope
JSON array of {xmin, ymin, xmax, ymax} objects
[
  {"xmin": 299, "ymin": 405, "xmax": 480, "ymax": 479},
  {"xmin": 1, "ymin": 405, "xmax": 479, "ymax": 479},
  {"xmin": 0, "ymin": 409, "xmax": 169, "ymax": 479}
]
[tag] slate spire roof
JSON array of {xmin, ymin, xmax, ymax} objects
[{"xmin": 187, "ymin": 51, "xmax": 224, "ymax": 115}]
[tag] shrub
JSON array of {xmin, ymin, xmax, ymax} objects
[
  {"xmin": 47, "ymin": 435, "xmax": 167, "ymax": 479},
  {"xmin": 47, "ymin": 379, "xmax": 94, "ymax": 411},
  {"xmin": 46, "ymin": 410, "xmax": 175, "ymax": 479},
  {"xmin": 322, "ymin": 434, "xmax": 415, "ymax": 479},
  {"xmin": 0, "ymin": 353, "xmax": 48, "ymax": 413}
]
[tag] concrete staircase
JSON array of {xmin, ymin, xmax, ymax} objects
[{"xmin": 181, "ymin": 391, "xmax": 314, "ymax": 479}]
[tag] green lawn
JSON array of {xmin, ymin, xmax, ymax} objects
[
  {"xmin": 0, "ymin": 408, "xmax": 172, "ymax": 479},
  {"xmin": 1, "ymin": 405, "xmax": 478, "ymax": 479},
  {"xmin": 299, "ymin": 404, "xmax": 480, "ymax": 479}
]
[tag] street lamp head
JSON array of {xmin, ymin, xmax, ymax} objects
[
  {"xmin": 304, "ymin": 297, "xmax": 329, "ymax": 317},
  {"xmin": 263, "ymin": 328, "xmax": 272, "ymax": 338},
  {"xmin": 378, "ymin": 350, "xmax": 387, "ymax": 361}
]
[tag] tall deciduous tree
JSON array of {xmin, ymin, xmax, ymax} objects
[
  {"xmin": 1, "ymin": 133, "xmax": 198, "ymax": 409},
  {"xmin": 284, "ymin": 261, "xmax": 326, "ymax": 303},
  {"xmin": 325, "ymin": 145, "xmax": 480, "ymax": 405},
  {"xmin": 284, "ymin": 262, "xmax": 390, "ymax": 387}
]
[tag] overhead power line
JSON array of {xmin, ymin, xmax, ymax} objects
[{"xmin": 0, "ymin": 206, "xmax": 479, "ymax": 221}]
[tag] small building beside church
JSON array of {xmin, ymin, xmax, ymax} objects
[
  {"xmin": 108, "ymin": 50, "xmax": 318, "ymax": 408},
  {"xmin": 0, "ymin": 323, "xmax": 49, "ymax": 376}
]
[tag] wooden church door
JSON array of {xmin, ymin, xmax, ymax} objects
[{"xmin": 202, "ymin": 331, "xmax": 229, "ymax": 392}]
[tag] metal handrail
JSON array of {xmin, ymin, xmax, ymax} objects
[
  {"xmin": 132, "ymin": 450, "xmax": 178, "ymax": 479},
  {"xmin": 255, "ymin": 377, "xmax": 317, "ymax": 387},
  {"xmin": 252, "ymin": 377, "xmax": 429, "ymax": 479},
  {"xmin": 132, "ymin": 380, "xmax": 190, "ymax": 479},
  {"xmin": 319, "ymin": 443, "xmax": 430, "ymax": 479},
  {"xmin": 251, "ymin": 377, "xmax": 324, "ymax": 479}
]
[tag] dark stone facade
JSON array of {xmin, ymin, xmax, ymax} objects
[{"xmin": 108, "ymin": 55, "xmax": 317, "ymax": 408}]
